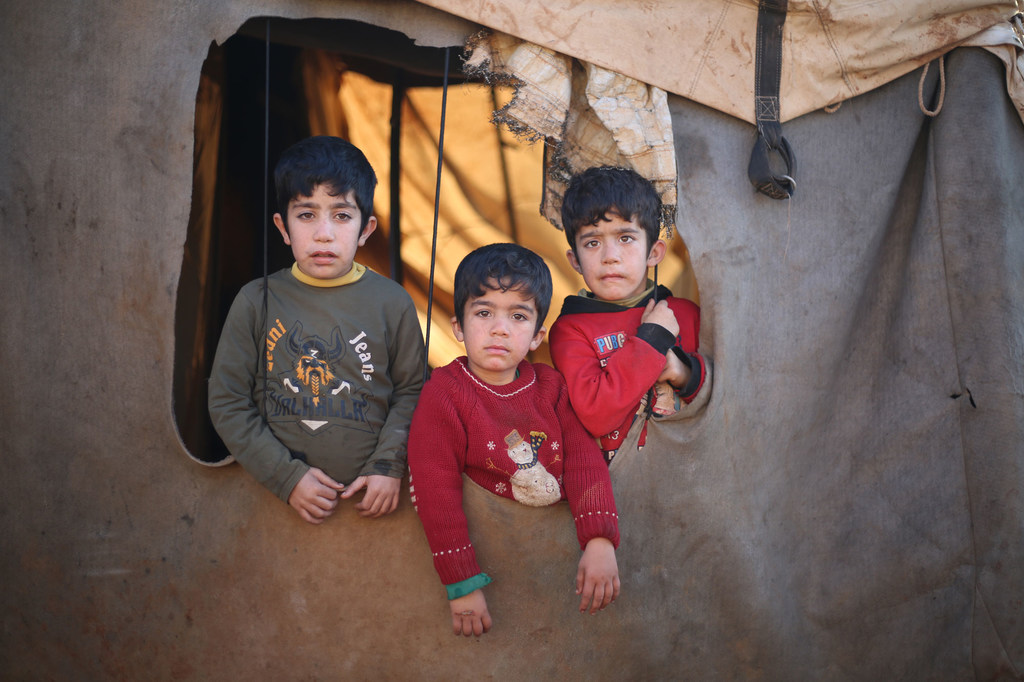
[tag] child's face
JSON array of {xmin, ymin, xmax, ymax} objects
[
  {"xmin": 274, "ymin": 185, "xmax": 375, "ymax": 280},
  {"xmin": 451, "ymin": 285, "xmax": 546, "ymax": 386},
  {"xmin": 567, "ymin": 213, "xmax": 666, "ymax": 302}
]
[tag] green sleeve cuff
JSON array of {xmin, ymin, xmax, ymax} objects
[{"xmin": 445, "ymin": 573, "xmax": 493, "ymax": 600}]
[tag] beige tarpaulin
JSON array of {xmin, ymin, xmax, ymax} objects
[
  {"xmin": 419, "ymin": 0, "xmax": 1023, "ymax": 124},
  {"xmin": 464, "ymin": 32, "xmax": 680, "ymax": 235}
]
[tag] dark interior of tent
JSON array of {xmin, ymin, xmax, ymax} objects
[
  {"xmin": 173, "ymin": 15, "xmax": 701, "ymax": 466},
  {"xmin": 173, "ymin": 18, "xmax": 476, "ymax": 463}
]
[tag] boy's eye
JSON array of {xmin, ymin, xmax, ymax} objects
[
  {"xmin": 297, "ymin": 211, "xmax": 314, "ymax": 220},
  {"xmin": 475, "ymin": 309, "xmax": 491, "ymax": 318},
  {"xmin": 583, "ymin": 239, "xmax": 599, "ymax": 248},
  {"xmin": 619, "ymin": 234, "xmax": 635, "ymax": 243},
  {"xmin": 334, "ymin": 212, "xmax": 352, "ymax": 221}
]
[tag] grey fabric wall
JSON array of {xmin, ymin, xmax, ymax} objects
[
  {"xmin": 609, "ymin": 47, "xmax": 1024, "ymax": 679},
  {"xmin": 1, "ymin": 1, "xmax": 1021, "ymax": 679}
]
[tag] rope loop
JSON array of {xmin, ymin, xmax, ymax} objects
[{"xmin": 918, "ymin": 56, "xmax": 946, "ymax": 118}]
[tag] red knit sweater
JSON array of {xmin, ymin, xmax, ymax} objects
[
  {"xmin": 408, "ymin": 358, "xmax": 620, "ymax": 587},
  {"xmin": 549, "ymin": 286, "xmax": 705, "ymax": 452}
]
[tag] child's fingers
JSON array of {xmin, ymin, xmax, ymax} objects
[
  {"xmin": 354, "ymin": 484, "xmax": 397, "ymax": 516},
  {"xmin": 309, "ymin": 467, "xmax": 345, "ymax": 490},
  {"xmin": 339, "ymin": 476, "xmax": 367, "ymax": 498},
  {"xmin": 579, "ymin": 576, "xmax": 620, "ymax": 613},
  {"xmin": 576, "ymin": 571, "xmax": 596, "ymax": 612},
  {"xmin": 298, "ymin": 507, "xmax": 325, "ymax": 525},
  {"xmin": 356, "ymin": 490, "xmax": 387, "ymax": 517},
  {"xmin": 450, "ymin": 613, "xmax": 463, "ymax": 636},
  {"xmin": 358, "ymin": 490, "xmax": 398, "ymax": 517},
  {"xmin": 452, "ymin": 611, "xmax": 488, "ymax": 637},
  {"xmin": 581, "ymin": 582, "xmax": 605, "ymax": 614}
]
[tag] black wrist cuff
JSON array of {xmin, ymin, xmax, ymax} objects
[
  {"xmin": 671, "ymin": 348, "xmax": 703, "ymax": 398},
  {"xmin": 636, "ymin": 323, "xmax": 676, "ymax": 355}
]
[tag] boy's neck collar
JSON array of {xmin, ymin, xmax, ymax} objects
[
  {"xmin": 456, "ymin": 357, "xmax": 536, "ymax": 397},
  {"xmin": 581, "ymin": 279, "xmax": 656, "ymax": 308},
  {"xmin": 290, "ymin": 262, "xmax": 366, "ymax": 287}
]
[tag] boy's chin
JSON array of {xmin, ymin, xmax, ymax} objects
[
  {"xmin": 465, "ymin": 358, "xmax": 520, "ymax": 385},
  {"xmin": 298, "ymin": 261, "xmax": 353, "ymax": 280}
]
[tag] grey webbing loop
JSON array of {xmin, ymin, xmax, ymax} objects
[{"xmin": 748, "ymin": 0, "xmax": 796, "ymax": 200}]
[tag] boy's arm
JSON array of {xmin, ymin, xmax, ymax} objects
[
  {"xmin": 358, "ymin": 298, "xmax": 425, "ymax": 480},
  {"xmin": 554, "ymin": 379, "xmax": 621, "ymax": 613},
  {"xmin": 549, "ymin": 314, "xmax": 670, "ymax": 438},
  {"xmin": 554, "ymin": 377, "xmax": 620, "ymax": 548},
  {"xmin": 407, "ymin": 377, "xmax": 487, "ymax": 589},
  {"xmin": 577, "ymin": 537, "xmax": 620, "ymax": 614},
  {"xmin": 208, "ymin": 290, "xmax": 308, "ymax": 502},
  {"xmin": 664, "ymin": 297, "xmax": 711, "ymax": 407}
]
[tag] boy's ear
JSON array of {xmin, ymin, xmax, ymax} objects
[
  {"xmin": 450, "ymin": 316, "xmax": 464, "ymax": 342},
  {"xmin": 357, "ymin": 216, "xmax": 377, "ymax": 246},
  {"xmin": 530, "ymin": 326, "xmax": 547, "ymax": 351},
  {"xmin": 646, "ymin": 239, "xmax": 668, "ymax": 267},
  {"xmin": 566, "ymin": 248, "xmax": 582, "ymax": 274},
  {"xmin": 273, "ymin": 213, "xmax": 290, "ymax": 245}
]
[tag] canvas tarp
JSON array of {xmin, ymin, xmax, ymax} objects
[
  {"xmin": 420, "ymin": 0, "xmax": 1024, "ymax": 125},
  {"xmin": 1, "ymin": 0, "xmax": 1023, "ymax": 679}
]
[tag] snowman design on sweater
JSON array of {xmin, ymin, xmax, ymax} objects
[{"xmin": 505, "ymin": 428, "xmax": 561, "ymax": 506}]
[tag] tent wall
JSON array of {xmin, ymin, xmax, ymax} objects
[{"xmin": 1, "ymin": 1, "xmax": 1022, "ymax": 681}]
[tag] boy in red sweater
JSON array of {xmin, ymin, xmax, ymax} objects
[
  {"xmin": 407, "ymin": 243, "xmax": 620, "ymax": 637},
  {"xmin": 549, "ymin": 167, "xmax": 712, "ymax": 462}
]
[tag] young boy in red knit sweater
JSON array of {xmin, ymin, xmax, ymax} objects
[
  {"xmin": 549, "ymin": 167, "xmax": 712, "ymax": 462},
  {"xmin": 407, "ymin": 243, "xmax": 620, "ymax": 637}
]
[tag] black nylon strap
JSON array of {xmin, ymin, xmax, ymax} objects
[{"xmin": 749, "ymin": 0, "xmax": 796, "ymax": 200}]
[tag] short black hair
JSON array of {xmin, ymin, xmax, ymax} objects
[
  {"xmin": 453, "ymin": 243, "xmax": 552, "ymax": 334},
  {"xmin": 274, "ymin": 136, "xmax": 377, "ymax": 231},
  {"xmin": 560, "ymin": 166, "xmax": 662, "ymax": 254}
]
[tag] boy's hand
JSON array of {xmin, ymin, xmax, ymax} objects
[
  {"xmin": 576, "ymin": 537, "xmax": 620, "ymax": 614},
  {"xmin": 641, "ymin": 299, "xmax": 680, "ymax": 338},
  {"xmin": 288, "ymin": 467, "xmax": 345, "ymax": 525},
  {"xmin": 658, "ymin": 348, "xmax": 692, "ymax": 388},
  {"xmin": 449, "ymin": 589, "xmax": 492, "ymax": 637},
  {"xmin": 340, "ymin": 474, "xmax": 400, "ymax": 518}
]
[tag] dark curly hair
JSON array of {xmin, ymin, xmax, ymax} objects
[
  {"xmin": 453, "ymin": 243, "xmax": 552, "ymax": 334},
  {"xmin": 561, "ymin": 166, "xmax": 661, "ymax": 254},
  {"xmin": 274, "ymin": 136, "xmax": 377, "ymax": 231}
]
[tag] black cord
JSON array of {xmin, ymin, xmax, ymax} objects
[
  {"xmin": 423, "ymin": 46, "xmax": 450, "ymax": 382},
  {"xmin": 261, "ymin": 19, "xmax": 270, "ymax": 408}
]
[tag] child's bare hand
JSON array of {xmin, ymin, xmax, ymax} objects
[
  {"xmin": 341, "ymin": 474, "xmax": 400, "ymax": 517},
  {"xmin": 658, "ymin": 348, "xmax": 691, "ymax": 388},
  {"xmin": 449, "ymin": 589, "xmax": 492, "ymax": 637},
  {"xmin": 641, "ymin": 299, "xmax": 680, "ymax": 338},
  {"xmin": 287, "ymin": 467, "xmax": 344, "ymax": 524},
  {"xmin": 576, "ymin": 537, "xmax": 620, "ymax": 614}
]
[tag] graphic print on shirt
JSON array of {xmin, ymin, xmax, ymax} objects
[
  {"xmin": 505, "ymin": 428, "xmax": 561, "ymax": 506},
  {"xmin": 592, "ymin": 330, "xmax": 627, "ymax": 368},
  {"xmin": 592, "ymin": 328, "xmax": 679, "ymax": 417},
  {"xmin": 265, "ymin": 320, "xmax": 375, "ymax": 436}
]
